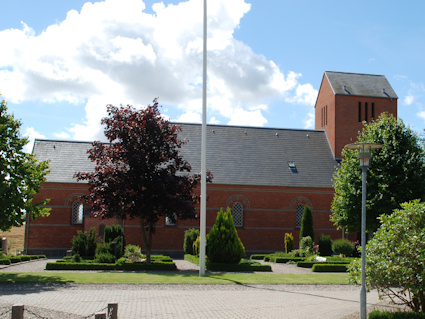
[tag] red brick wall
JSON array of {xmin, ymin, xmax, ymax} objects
[{"xmin": 26, "ymin": 182, "xmax": 350, "ymax": 256}]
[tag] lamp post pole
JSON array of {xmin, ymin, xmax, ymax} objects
[{"xmin": 345, "ymin": 143, "xmax": 382, "ymax": 319}]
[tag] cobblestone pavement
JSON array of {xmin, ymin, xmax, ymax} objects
[{"xmin": 0, "ymin": 259, "xmax": 396, "ymax": 319}]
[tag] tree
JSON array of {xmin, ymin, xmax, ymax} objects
[
  {"xmin": 349, "ymin": 200, "xmax": 425, "ymax": 312},
  {"xmin": 331, "ymin": 113, "xmax": 425, "ymax": 233},
  {"xmin": 75, "ymin": 99, "xmax": 211, "ymax": 263},
  {"xmin": 206, "ymin": 207, "xmax": 245, "ymax": 264},
  {"xmin": 0, "ymin": 99, "xmax": 50, "ymax": 231},
  {"xmin": 299, "ymin": 205, "xmax": 314, "ymax": 241}
]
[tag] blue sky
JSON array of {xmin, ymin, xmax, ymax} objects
[{"xmin": 1, "ymin": 0, "xmax": 424, "ymax": 152}]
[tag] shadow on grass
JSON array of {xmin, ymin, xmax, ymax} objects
[{"xmin": 0, "ymin": 273, "xmax": 73, "ymax": 284}]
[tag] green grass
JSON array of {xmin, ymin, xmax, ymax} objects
[{"xmin": 0, "ymin": 272, "xmax": 349, "ymax": 285}]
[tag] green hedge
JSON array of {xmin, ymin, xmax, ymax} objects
[
  {"xmin": 45, "ymin": 261, "xmax": 177, "ymax": 271},
  {"xmin": 206, "ymin": 261, "xmax": 271, "ymax": 272},
  {"xmin": 270, "ymin": 256, "xmax": 305, "ymax": 263},
  {"xmin": 369, "ymin": 310, "xmax": 425, "ymax": 319},
  {"xmin": 250, "ymin": 254, "xmax": 268, "ymax": 260},
  {"xmin": 311, "ymin": 264, "xmax": 348, "ymax": 272},
  {"xmin": 0, "ymin": 258, "xmax": 11, "ymax": 265},
  {"xmin": 297, "ymin": 261, "xmax": 350, "ymax": 268}
]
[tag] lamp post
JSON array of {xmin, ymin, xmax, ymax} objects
[{"xmin": 345, "ymin": 143, "xmax": 383, "ymax": 319}]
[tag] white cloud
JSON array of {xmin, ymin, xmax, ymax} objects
[
  {"xmin": 404, "ymin": 94, "xmax": 415, "ymax": 106},
  {"xmin": 24, "ymin": 127, "xmax": 45, "ymax": 153},
  {"xmin": 418, "ymin": 110, "xmax": 425, "ymax": 121},
  {"xmin": 0, "ymin": 0, "xmax": 317, "ymax": 140},
  {"xmin": 54, "ymin": 131, "xmax": 71, "ymax": 139}
]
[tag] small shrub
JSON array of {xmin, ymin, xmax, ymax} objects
[
  {"xmin": 124, "ymin": 244, "xmax": 143, "ymax": 262},
  {"xmin": 368, "ymin": 310, "xmax": 425, "ymax": 319},
  {"xmin": 94, "ymin": 252, "xmax": 116, "ymax": 264},
  {"xmin": 183, "ymin": 228, "xmax": 200, "ymax": 255},
  {"xmin": 312, "ymin": 263, "xmax": 348, "ymax": 272},
  {"xmin": 104, "ymin": 225, "xmax": 125, "ymax": 259},
  {"xmin": 332, "ymin": 239, "xmax": 354, "ymax": 257},
  {"xmin": 318, "ymin": 235, "xmax": 333, "ymax": 256},
  {"xmin": 71, "ymin": 228, "xmax": 98, "ymax": 258},
  {"xmin": 192, "ymin": 236, "xmax": 200, "ymax": 257},
  {"xmin": 72, "ymin": 253, "xmax": 81, "ymax": 263},
  {"xmin": 284, "ymin": 233, "xmax": 294, "ymax": 253},
  {"xmin": 0, "ymin": 258, "xmax": 11, "ymax": 265},
  {"xmin": 250, "ymin": 254, "xmax": 268, "ymax": 260}
]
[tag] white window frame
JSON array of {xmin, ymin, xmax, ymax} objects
[{"xmin": 72, "ymin": 201, "xmax": 83, "ymax": 225}]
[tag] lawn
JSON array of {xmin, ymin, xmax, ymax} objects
[{"xmin": 0, "ymin": 272, "xmax": 349, "ymax": 285}]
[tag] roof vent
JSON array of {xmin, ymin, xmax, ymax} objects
[
  {"xmin": 288, "ymin": 161, "xmax": 298, "ymax": 173},
  {"xmin": 275, "ymin": 133, "xmax": 279, "ymax": 137},
  {"xmin": 344, "ymin": 86, "xmax": 351, "ymax": 94},
  {"xmin": 383, "ymin": 88, "xmax": 392, "ymax": 101}
]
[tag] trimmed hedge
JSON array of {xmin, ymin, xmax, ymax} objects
[
  {"xmin": 206, "ymin": 261, "xmax": 271, "ymax": 272},
  {"xmin": 250, "ymin": 254, "xmax": 268, "ymax": 260},
  {"xmin": 297, "ymin": 261, "xmax": 350, "ymax": 268},
  {"xmin": 369, "ymin": 310, "xmax": 425, "ymax": 319},
  {"xmin": 270, "ymin": 256, "xmax": 305, "ymax": 263},
  {"xmin": 45, "ymin": 261, "xmax": 177, "ymax": 271},
  {"xmin": 0, "ymin": 258, "xmax": 11, "ymax": 265},
  {"xmin": 311, "ymin": 264, "xmax": 348, "ymax": 272}
]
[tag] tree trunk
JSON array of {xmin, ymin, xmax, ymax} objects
[{"xmin": 140, "ymin": 220, "xmax": 152, "ymax": 264}]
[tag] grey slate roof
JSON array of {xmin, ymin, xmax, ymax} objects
[
  {"xmin": 33, "ymin": 124, "xmax": 338, "ymax": 188},
  {"xmin": 325, "ymin": 71, "xmax": 398, "ymax": 99}
]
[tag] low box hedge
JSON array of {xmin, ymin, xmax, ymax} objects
[
  {"xmin": 369, "ymin": 310, "xmax": 425, "ymax": 319},
  {"xmin": 311, "ymin": 264, "xmax": 348, "ymax": 272},
  {"xmin": 296, "ymin": 261, "xmax": 350, "ymax": 268},
  {"xmin": 250, "ymin": 254, "xmax": 268, "ymax": 260},
  {"xmin": 206, "ymin": 261, "xmax": 271, "ymax": 272},
  {"xmin": 45, "ymin": 261, "xmax": 177, "ymax": 271},
  {"xmin": 0, "ymin": 258, "xmax": 11, "ymax": 265},
  {"xmin": 270, "ymin": 256, "xmax": 305, "ymax": 263}
]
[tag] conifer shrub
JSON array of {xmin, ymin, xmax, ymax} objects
[
  {"xmin": 299, "ymin": 206, "xmax": 314, "ymax": 241},
  {"xmin": 71, "ymin": 228, "xmax": 98, "ymax": 258},
  {"xmin": 183, "ymin": 228, "xmax": 200, "ymax": 255},
  {"xmin": 206, "ymin": 207, "xmax": 245, "ymax": 264},
  {"xmin": 104, "ymin": 225, "xmax": 125, "ymax": 259},
  {"xmin": 284, "ymin": 233, "xmax": 294, "ymax": 253},
  {"xmin": 318, "ymin": 234, "xmax": 333, "ymax": 256},
  {"xmin": 332, "ymin": 239, "xmax": 354, "ymax": 257}
]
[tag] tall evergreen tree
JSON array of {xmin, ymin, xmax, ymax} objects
[{"xmin": 299, "ymin": 206, "xmax": 314, "ymax": 241}]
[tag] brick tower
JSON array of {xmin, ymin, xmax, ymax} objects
[{"xmin": 315, "ymin": 71, "xmax": 398, "ymax": 159}]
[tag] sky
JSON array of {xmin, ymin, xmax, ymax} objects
[{"xmin": 1, "ymin": 0, "xmax": 425, "ymax": 152}]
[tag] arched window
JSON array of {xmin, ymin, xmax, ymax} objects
[
  {"xmin": 295, "ymin": 204, "xmax": 304, "ymax": 228},
  {"xmin": 232, "ymin": 202, "xmax": 243, "ymax": 227},
  {"xmin": 72, "ymin": 201, "xmax": 83, "ymax": 225}
]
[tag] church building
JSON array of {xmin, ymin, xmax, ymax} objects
[{"xmin": 25, "ymin": 71, "xmax": 398, "ymax": 256}]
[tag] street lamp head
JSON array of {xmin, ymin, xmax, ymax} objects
[{"xmin": 345, "ymin": 143, "xmax": 383, "ymax": 168}]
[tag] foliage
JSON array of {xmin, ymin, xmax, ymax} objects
[
  {"xmin": 299, "ymin": 206, "xmax": 314, "ymax": 240},
  {"xmin": 206, "ymin": 259, "xmax": 271, "ymax": 272},
  {"xmin": 192, "ymin": 235, "xmax": 200, "ymax": 257},
  {"xmin": 299, "ymin": 236, "xmax": 313, "ymax": 251},
  {"xmin": 284, "ymin": 232, "xmax": 294, "ymax": 253},
  {"xmin": 94, "ymin": 252, "xmax": 116, "ymax": 264},
  {"xmin": 206, "ymin": 208, "xmax": 245, "ymax": 264},
  {"xmin": 369, "ymin": 310, "xmax": 425, "ymax": 319},
  {"xmin": 311, "ymin": 264, "xmax": 348, "ymax": 272},
  {"xmin": 124, "ymin": 244, "xmax": 143, "ymax": 262},
  {"xmin": 45, "ymin": 260, "xmax": 177, "ymax": 271},
  {"xmin": 72, "ymin": 253, "xmax": 81, "ymax": 263},
  {"xmin": 269, "ymin": 256, "xmax": 305, "ymax": 263},
  {"xmin": 318, "ymin": 234, "xmax": 333, "ymax": 256},
  {"xmin": 183, "ymin": 228, "xmax": 199, "ymax": 255},
  {"xmin": 331, "ymin": 113, "xmax": 425, "ymax": 233},
  {"xmin": 349, "ymin": 200, "xmax": 425, "ymax": 312},
  {"xmin": 71, "ymin": 228, "xmax": 98, "ymax": 258},
  {"xmin": 75, "ymin": 100, "xmax": 212, "ymax": 263},
  {"xmin": 0, "ymin": 99, "xmax": 51, "ymax": 231},
  {"xmin": 250, "ymin": 254, "xmax": 268, "ymax": 260},
  {"xmin": 103, "ymin": 225, "xmax": 125, "ymax": 259},
  {"xmin": 332, "ymin": 239, "xmax": 354, "ymax": 257}
]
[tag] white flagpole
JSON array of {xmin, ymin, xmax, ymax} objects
[{"xmin": 199, "ymin": 0, "xmax": 207, "ymax": 277}]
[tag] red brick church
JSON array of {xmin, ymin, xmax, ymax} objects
[{"xmin": 25, "ymin": 71, "xmax": 398, "ymax": 256}]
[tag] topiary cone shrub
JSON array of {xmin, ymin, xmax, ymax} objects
[{"xmin": 206, "ymin": 207, "xmax": 245, "ymax": 264}]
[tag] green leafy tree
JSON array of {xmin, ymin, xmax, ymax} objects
[
  {"xmin": 349, "ymin": 200, "xmax": 425, "ymax": 312},
  {"xmin": 75, "ymin": 100, "xmax": 212, "ymax": 263},
  {"xmin": 331, "ymin": 113, "xmax": 425, "ymax": 233},
  {"xmin": 299, "ymin": 206, "xmax": 314, "ymax": 241},
  {"xmin": 206, "ymin": 207, "xmax": 245, "ymax": 264},
  {"xmin": 0, "ymin": 99, "xmax": 50, "ymax": 231}
]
